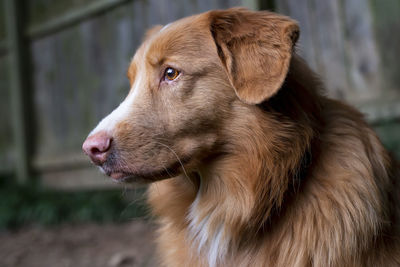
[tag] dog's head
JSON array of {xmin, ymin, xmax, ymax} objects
[{"xmin": 82, "ymin": 8, "xmax": 299, "ymax": 182}]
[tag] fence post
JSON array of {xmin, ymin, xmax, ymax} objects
[
  {"xmin": 242, "ymin": 0, "xmax": 259, "ymax": 10},
  {"xmin": 4, "ymin": 0, "xmax": 30, "ymax": 183}
]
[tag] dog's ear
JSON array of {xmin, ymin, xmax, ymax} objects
[{"xmin": 209, "ymin": 8, "xmax": 299, "ymax": 104}]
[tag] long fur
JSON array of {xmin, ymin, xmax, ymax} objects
[
  {"xmin": 148, "ymin": 53, "xmax": 400, "ymax": 266},
  {"xmin": 85, "ymin": 8, "xmax": 400, "ymax": 267},
  {"xmin": 148, "ymin": 58, "xmax": 400, "ymax": 267}
]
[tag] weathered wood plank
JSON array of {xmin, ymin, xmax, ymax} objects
[
  {"xmin": 31, "ymin": 4, "xmax": 134, "ymax": 163},
  {"xmin": 242, "ymin": 0, "xmax": 258, "ymax": 10},
  {"xmin": 277, "ymin": 0, "xmax": 349, "ymax": 99},
  {"xmin": 26, "ymin": 0, "xmax": 103, "ymax": 29},
  {"xmin": 369, "ymin": 0, "xmax": 400, "ymax": 93},
  {"xmin": 4, "ymin": 0, "xmax": 30, "ymax": 183},
  {"xmin": 0, "ymin": 0, "xmax": 5, "ymax": 39},
  {"xmin": 309, "ymin": 0, "xmax": 348, "ymax": 99},
  {"xmin": 0, "ymin": 56, "xmax": 14, "ymax": 173},
  {"xmin": 0, "ymin": 39, "xmax": 7, "ymax": 55},
  {"xmin": 276, "ymin": 0, "xmax": 319, "ymax": 71},
  {"xmin": 277, "ymin": 0, "xmax": 400, "ymax": 122},
  {"xmin": 27, "ymin": 0, "xmax": 131, "ymax": 39},
  {"xmin": 341, "ymin": 0, "xmax": 383, "ymax": 103}
]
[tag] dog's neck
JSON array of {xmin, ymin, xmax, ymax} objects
[
  {"xmin": 148, "ymin": 55, "xmax": 326, "ymax": 266},
  {"xmin": 184, "ymin": 56, "xmax": 324, "ymax": 266}
]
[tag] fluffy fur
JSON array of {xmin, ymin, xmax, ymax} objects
[{"xmin": 84, "ymin": 8, "xmax": 400, "ymax": 267}]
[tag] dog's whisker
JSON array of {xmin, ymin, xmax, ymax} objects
[
  {"xmin": 156, "ymin": 140, "xmax": 195, "ymax": 186},
  {"xmin": 160, "ymin": 162, "xmax": 173, "ymax": 180},
  {"xmin": 154, "ymin": 140, "xmax": 190, "ymax": 180}
]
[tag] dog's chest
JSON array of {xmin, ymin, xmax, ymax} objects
[{"xmin": 186, "ymin": 198, "xmax": 231, "ymax": 267}]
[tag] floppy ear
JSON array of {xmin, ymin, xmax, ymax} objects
[{"xmin": 209, "ymin": 8, "xmax": 299, "ymax": 104}]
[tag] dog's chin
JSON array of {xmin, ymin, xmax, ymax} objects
[
  {"xmin": 110, "ymin": 171, "xmax": 174, "ymax": 183},
  {"xmin": 99, "ymin": 168, "xmax": 175, "ymax": 184},
  {"xmin": 99, "ymin": 161, "xmax": 187, "ymax": 184},
  {"xmin": 107, "ymin": 172, "xmax": 159, "ymax": 184},
  {"xmin": 97, "ymin": 153, "xmax": 194, "ymax": 183}
]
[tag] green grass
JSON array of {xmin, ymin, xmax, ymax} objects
[{"xmin": 0, "ymin": 175, "xmax": 148, "ymax": 230}]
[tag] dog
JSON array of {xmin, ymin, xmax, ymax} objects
[{"xmin": 82, "ymin": 8, "xmax": 400, "ymax": 267}]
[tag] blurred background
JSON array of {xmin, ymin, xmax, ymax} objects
[{"xmin": 0, "ymin": 0, "xmax": 399, "ymax": 266}]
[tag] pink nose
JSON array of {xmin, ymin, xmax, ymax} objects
[{"xmin": 82, "ymin": 132, "xmax": 112, "ymax": 165}]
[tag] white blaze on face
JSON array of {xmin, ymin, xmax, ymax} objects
[
  {"xmin": 188, "ymin": 194, "xmax": 230, "ymax": 267},
  {"xmin": 89, "ymin": 73, "xmax": 143, "ymax": 136}
]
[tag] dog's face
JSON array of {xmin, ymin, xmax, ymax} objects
[{"xmin": 82, "ymin": 8, "xmax": 299, "ymax": 182}]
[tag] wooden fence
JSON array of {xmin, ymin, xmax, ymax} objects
[
  {"xmin": 0, "ymin": 0, "xmax": 399, "ymax": 189},
  {"xmin": 276, "ymin": 0, "xmax": 400, "ymax": 120}
]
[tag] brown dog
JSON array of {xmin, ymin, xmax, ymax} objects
[{"xmin": 83, "ymin": 8, "xmax": 400, "ymax": 267}]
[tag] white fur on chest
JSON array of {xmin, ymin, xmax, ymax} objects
[{"xmin": 187, "ymin": 195, "xmax": 230, "ymax": 267}]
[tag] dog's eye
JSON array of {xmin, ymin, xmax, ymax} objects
[{"xmin": 164, "ymin": 67, "xmax": 180, "ymax": 81}]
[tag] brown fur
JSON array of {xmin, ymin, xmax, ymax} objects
[{"xmin": 85, "ymin": 8, "xmax": 400, "ymax": 267}]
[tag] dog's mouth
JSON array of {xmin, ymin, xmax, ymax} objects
[{"xmin": 100, "ymin": 156, "xmax": 192, "ymax": 183}]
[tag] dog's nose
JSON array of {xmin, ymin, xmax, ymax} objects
[{"xmin": 82, "ymin": 132, "xmax": 112, "ymax": 165}]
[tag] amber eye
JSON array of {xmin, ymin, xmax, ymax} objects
[{"xmin": 164, "ymin": 67, "xmax": 180, "ymax": 81}]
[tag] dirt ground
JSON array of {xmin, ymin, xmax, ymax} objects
[{"xmin": 0, "ymin": 220, "xmax": 158, "ymax": 267}]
